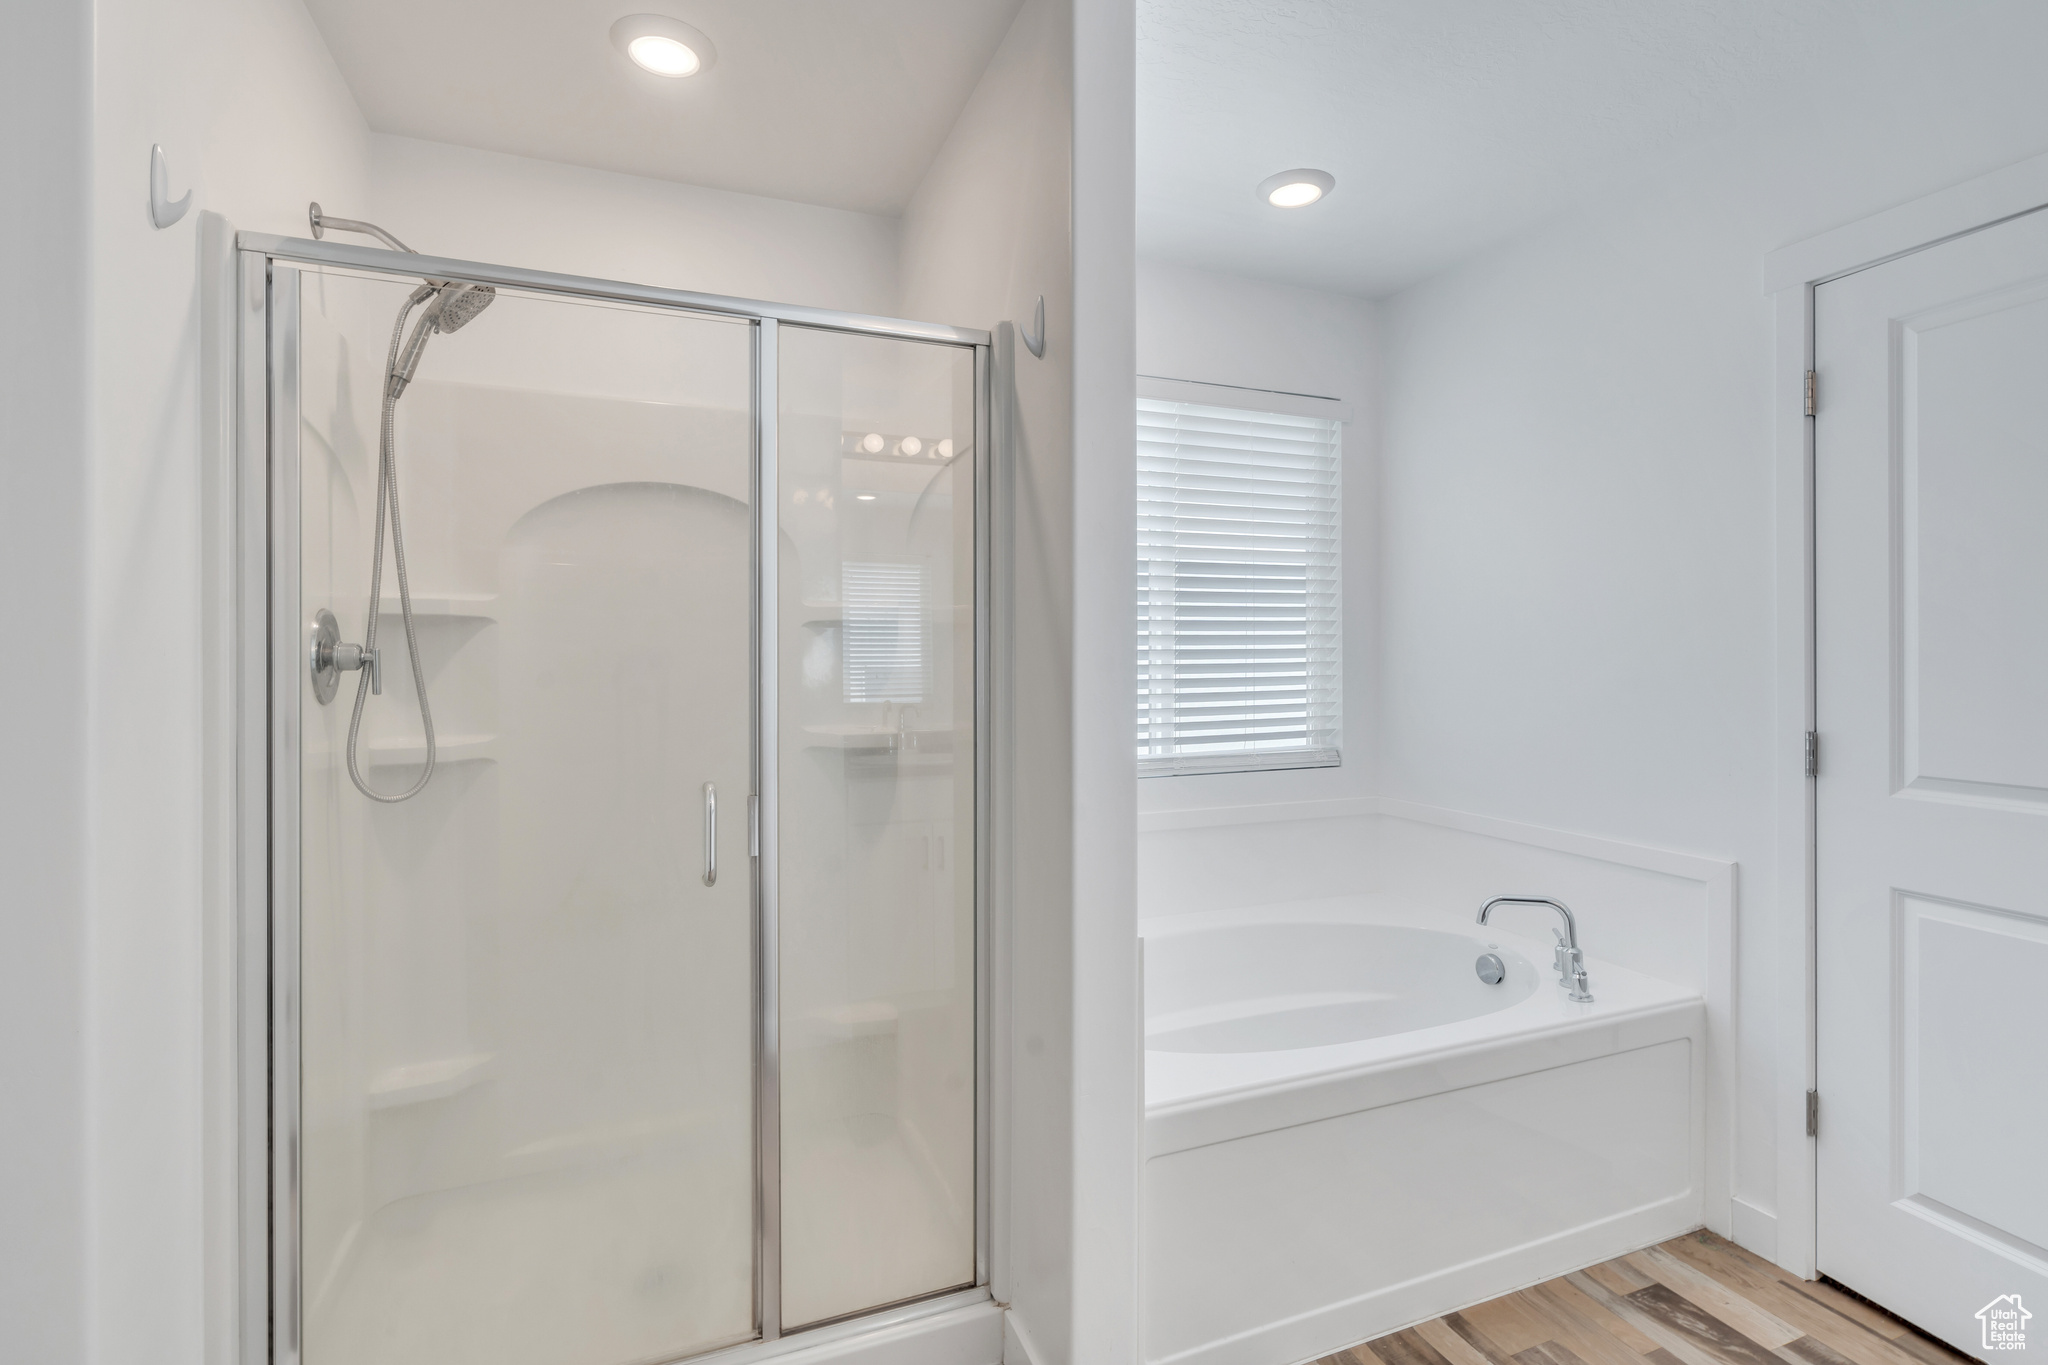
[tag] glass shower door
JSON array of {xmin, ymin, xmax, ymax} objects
[
  {"xmin": 290, "ymin": 266, "xmax": 758, "ymax": 1365},
  {"xmin": 775, "ymin": 326, "xmax": 979, "ymax": 1326}
]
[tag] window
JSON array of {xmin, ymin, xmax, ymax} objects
[
  {"xmin": 842, "ymin": 561, "xmax": 925, "ymax": 703},
  {"xmin": 1135, "ymin": 388, "xmax": 1342, "ymax": 776}
]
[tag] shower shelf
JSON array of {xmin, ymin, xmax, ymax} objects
[
  {"xmin": 795, "ymin": 604, "xmax": 973, "ymax": 630},
  {"xmin": 800, "ymin": 725, "xmax": 956, "ymax": 772},
  {"xmin": 364, "ymin": 733, "xmax": 498, "ymax": 768},
  {"xmin": 801, "ymin": 724, "xmax": 953, "ymax": 749},
  {"xmin": 368, "ymin": 1053, "xmax": 493, "ymax": 1110},
  {"xmin": 373, "ymin": 592, "xmax": 497, "ymax": 622}
]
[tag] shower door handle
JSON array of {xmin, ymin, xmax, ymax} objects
[{"xmin": 702, "ymin": 782, "xmax": 717, "ymax": 887}]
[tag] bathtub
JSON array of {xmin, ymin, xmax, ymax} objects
[{"xmin": 1141, "ymin": 896, "xmax": 1704, "ymax": 1365}]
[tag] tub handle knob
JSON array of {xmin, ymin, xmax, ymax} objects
[{"xmin": 1549, "ymin": 932, "xmax": 1593, "ymax": 1003}]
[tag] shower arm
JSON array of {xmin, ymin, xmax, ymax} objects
[{"xmin": 308, "ymin": 202, "xmax": 417, "ymax": 254}]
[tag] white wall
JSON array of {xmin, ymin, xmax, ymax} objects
[
  {"xmin": 1137, "ymin": 259, "xmax": 1374, "ymax": 413},
  {"xmin": 1, "ymin": 1, "xmax": 93, "ymax": 1359},
  {"xmin": 900, "ymin": 0, "xmax": 1141, "ymax": 1358},
  {"xmin": 88, "ymin": 1, "xmax": 372, "ymax": 1363},
  {"xmin": 1375, "ymin": 5, "xmax": 2048, "ymax": 1258},
  {"xmin": 369, "ymin": 135, "xmax": 900, "ymax": 318},
  {"xmin": 1134, "ymin": 260, "xmax": 1377, "ymax": 815},
  {"xmin": 1068, "ymin": 0, "xmax": 1139, "ymax": 1355}
]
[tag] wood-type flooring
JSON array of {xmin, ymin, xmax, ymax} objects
[{"xmin": 1320, "ymin": 1232, "xmax": 1973, "ymax": 1365}]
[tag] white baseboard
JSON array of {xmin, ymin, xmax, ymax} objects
[
  {"xmin": 1730, "ymin": 1197, "xmax": 1778, "ymax": 1263},
  {"xmin": 1004, "ymin": 1311, "xmax": 1044, "ymax": 1365}
]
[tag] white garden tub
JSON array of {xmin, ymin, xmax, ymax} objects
[{"xmin": 1141, "ymin": 896, "xmax": 1704, "ymax": 1365}]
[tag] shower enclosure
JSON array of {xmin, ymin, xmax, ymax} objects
[{"xmin": 236, "ymin": 234, "xmax": 989, "ymax": 1365}]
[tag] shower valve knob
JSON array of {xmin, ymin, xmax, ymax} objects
[
  {"xmin": 309, "ymin": 608, "xmax": 381, "ymax": 704},
  {"xmin": 334, "ymin": 642, "xmax": 382, "ymax": 695}
]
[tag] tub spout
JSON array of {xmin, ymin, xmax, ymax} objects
[{"xmin": 1478, "ymin": 897, "xmax": 1593, "ymax": 1002}]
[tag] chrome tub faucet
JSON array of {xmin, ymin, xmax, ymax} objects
[{"xmin": 1478, "ymin": 897, "xmax": 1594, "ymax": 1002}]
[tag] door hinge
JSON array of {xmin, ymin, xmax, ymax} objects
[
  {"xmin": 1804, "ymin": 730, "xmax": 1820, "ymax": 778},
  {"xmin": 1804, "ymin": 370, "xmax": 1818, "ymax": 416},
  {"xmin": 1806, "ymin": 1089, "xmax": 1819, "ymax": 1137}
]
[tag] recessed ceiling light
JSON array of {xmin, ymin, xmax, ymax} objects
[
  {"xmin": 1256, "ymin": 168, "xmax": 1335, "ymax": 208},
  {"xmin": 630, "ymin": 35, "xmax": 698, "ymax": 75},
  {"xmin": 855, "ymin": 493, "xmax": 877, "ymax": 501},
  {"xmin": 611, "ymin": 15, "xmax": 717, "ymax": 78}
]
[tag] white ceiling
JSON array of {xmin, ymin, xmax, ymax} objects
[
  {"xmin": 1137, "ymin": 0, "xmax": 1855, "ymax": 297},
  {"xmin": 305, "ymin": 0, "xmax": 1024, "ymax": 217}
]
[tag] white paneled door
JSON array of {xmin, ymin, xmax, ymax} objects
[{"xmin": 1816, "ymin": 208, "xmax": 2048, "ymax": 1358}]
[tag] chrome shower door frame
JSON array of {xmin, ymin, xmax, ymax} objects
[
  {"xmin": 753, "ymin": 316, "xmax": 783, "ymax": 1342},
  {"xmin": 235, "ymin": 235, "xmax": 995, "ymax": 1365}
]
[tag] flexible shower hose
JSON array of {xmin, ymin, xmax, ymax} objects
[{"xmin": 345, "ymin": 291, "xmax": 439, "ymax": 802}]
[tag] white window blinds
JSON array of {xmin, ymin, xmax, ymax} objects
[
  {"xmin": 842, "ymin": 561, "xmax": 926, "ymax": 704},
  {"xmin": 1136, "ymin": 395, "xmax": 1342, "ymax": 776}
]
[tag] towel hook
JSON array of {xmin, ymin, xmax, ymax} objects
[
  {"xmin": 149, "ymin": 145, "xmax": 191, "ymax": 229},
  {"xmin": 1019, "ymin": 294, "xmax": 1045, "ymax": 359}
]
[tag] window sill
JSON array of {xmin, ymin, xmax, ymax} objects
[{"xmin": 1137, "ymin": 748, "xmax": 1341, "ymax": 779}]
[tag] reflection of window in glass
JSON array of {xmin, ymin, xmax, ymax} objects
[{"xmin": 842, "ymin": 561, "xmax": 925, "ymax": 703}]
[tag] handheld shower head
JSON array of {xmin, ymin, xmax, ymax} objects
[
  {"xmin": 430, "ymin": 281, "xmax": 496, "ymax": 333},
  {"xmin": 387, "ymin": 282, "xmax": 497, "ymax": 398}
]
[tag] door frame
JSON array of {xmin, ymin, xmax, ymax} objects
[
  {"xmin": 1764, "ymin": 150, "xmax": 2048, "ymax": 1279},
  {"xmin": 232, "ymin": 234, "xmax": 999, "ymax": 1365}
]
